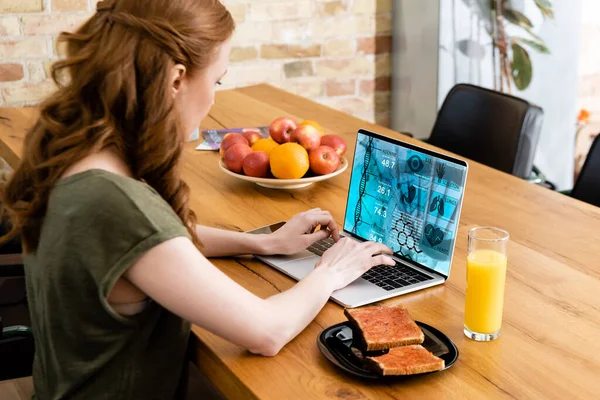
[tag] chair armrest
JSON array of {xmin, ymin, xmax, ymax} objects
[
  {"xmin": 525, "ymin": 172, "xmax": 546, "ymax": 185},
  {"xmin": 526, "ymin": 166, "xmax": 556, "ymax": 190},
  {"xmin": 2, "ymin": 325, "xmax": 33, "ymax": 339},
  {"xmin": 1, "ymin": 316, "xmax": 33, "ymax": 339}
]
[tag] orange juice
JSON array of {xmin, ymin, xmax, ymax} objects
[{"xmin": 464, "ymin": 249, "xmax": 507, "ymax": 334}]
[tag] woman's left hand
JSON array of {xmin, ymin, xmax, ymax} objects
[{"xmin": 266, "ymin": 208, "xmax": 340, "ymax": 255}]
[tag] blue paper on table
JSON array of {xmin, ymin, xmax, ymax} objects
[{"xmin": 195, "ymin": 127, "xmax": 270, "ymax": 151}]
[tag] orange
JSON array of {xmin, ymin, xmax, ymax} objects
[
  {"xmin": 251, "ymin": 138, "xmax": 279, "ymax": 155},
  {"xmin": 298, "ymin": 120, "xmax": 325, "ymax": 136},
  {"xmin": 270, "ymin": 143, "xmax": 310, "ymax": 179}
]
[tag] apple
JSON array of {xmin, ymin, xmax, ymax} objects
[
  {"xmin": 269, "ymin": 117, "xmax": 297, "ymax": 144},
  {"xmin": 309, "ymin": 145, "xmax": 341, "ymax": 175},
  {"xmin": 298, "ymin": 120, "xmax": 325, "ymax": 136},
  {"xmin": 320, "ymin": 135, "xmax": 347, "ymax": 156},
  {"xmin": 290, "ymin": 124, "xmax": 321, "ymax": 151},
  {"xmin": 220, "ymin": 133, "xmax": 249, "ymax": 156},
  {"xmin": 242, "ymin": 130, "xmax": 261, "ymax": 146},
  {"xmin": 223, "ymin": 143, "xmax": 252, "ymax": 174},
  {"xmin": 243, "ymin": 151, "xmax": 270, "ymax": 178}
]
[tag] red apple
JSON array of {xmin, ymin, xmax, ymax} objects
[
  {"xmin": 242, "ymin": 130, "xmax": 261, "ymax": 146},
  {"xmin": 320, "ymin": 135, "xmax": 347, "ymax": 156},
  {"xmin": 290, "ymin": 124, "xmax": 321, "ymax": 151},
  {"xmin": 223, "ymin": 143, "xmax": 252, "ymax": 174},
  {"xmin": 269, "ymin": 117, "xmax": 297, "ymax": 144},
  {"xmin": 220, "ymin": 133, "xmax": 249, "ymax": 156},
  {"xmin": 243, "ymin": 151, "xmax": 270, "ymax": 178},
  {"xmin": 309, "ymin": 145, "xmax": 341, "ymax": 175}
]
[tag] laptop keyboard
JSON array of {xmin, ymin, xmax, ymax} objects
[
  {"xmin": 307, "ymin": 239, "xmax": 434, "ymax": 291},
  {"xmin": 306, "ymin": 237, "xmax": 336, "ymax": 256},
  {"xmin": 362, "ymin": 263, "xmax": 433, "ymax": 291}
]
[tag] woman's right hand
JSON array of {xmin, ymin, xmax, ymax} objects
[{"xmin": 315, "ymin": 238, "xmax": 395, "ymax": 291}]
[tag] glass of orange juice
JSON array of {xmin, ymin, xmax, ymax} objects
[{"xmin": 464, "ymin": 227, "xmax": 509, "ymax": 341}]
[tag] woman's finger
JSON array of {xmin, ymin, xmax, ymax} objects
[
  {"xmin": 371, "ymin": 254, "xmax": 396, "ymax": 267},
  {"xmin": 364, "ymin": 241, "xmax": 394, "ymax": 255},
  {"xmin": 304, "ymin": 229, "xmax": 330, "ymax": 246}
]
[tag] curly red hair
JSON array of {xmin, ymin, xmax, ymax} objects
[{"xmin": 2, "ymin": 0, "xmax": 235, "ymax": 251}]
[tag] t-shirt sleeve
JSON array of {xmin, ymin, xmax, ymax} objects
[{"xmin": 64, "ymin": 176, "xmax": 190, "ymax": 323}]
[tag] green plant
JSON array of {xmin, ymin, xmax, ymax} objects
[{"xmin": 492, "ymin": 0, "xmax": 554, "ymax": 92}]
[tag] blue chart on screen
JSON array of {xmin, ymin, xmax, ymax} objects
[{"xmin": 343, "ymin": 132, "xmax": 467, "ymax": 276}]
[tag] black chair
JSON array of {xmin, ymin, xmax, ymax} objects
[
  {"xmin": 0, "ymin": 315, "xmax": 34, "ymax": 382},
  {"xmin": 0, "ymin": 227, "xmax": 34, "ymax": 381},
  {"xmin": 571, "ymin": 134, "xmax": 600, "ymax": 207},
  {"xmin": 428, "ymin": 84, "xmax": 545, "ymax": 182}
]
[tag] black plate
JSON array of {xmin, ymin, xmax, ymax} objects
[{"xmin": 317, "ymin": 321, "xmax": 459, "ymax": 379}]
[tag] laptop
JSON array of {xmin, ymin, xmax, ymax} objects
[{"xmin": 249, "ymin": 129, "xmax": 469, "ymax": 308}]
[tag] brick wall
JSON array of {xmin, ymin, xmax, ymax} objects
[
  {"xmin": 578, "ymin": 0, "xmax": 600, "ymax": 121},
  {"xmin": 0, "ymin": 0, "xmax": 393, "ymax": 126}
]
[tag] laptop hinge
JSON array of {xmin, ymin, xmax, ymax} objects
[{"xmin": 392, "ymin": 255, "xmax": 446, "ymax": 280}]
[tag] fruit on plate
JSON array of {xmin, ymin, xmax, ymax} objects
[
  {"xmin": 269, "ymin": 117, "xmax": 297, "ymax": 144},
  {"xmin": 270, "ymin": 143, "xmax": 310, "ymax": 179},
  {"xmin": 298, "ymin": 119, "xmax": 325, "ymax": 136},
  {"xmin": 290, "ymin": 124, "xmax": 321, "ymax": 151},
  {"xmin": 242, "ymin": 130, "xmax": 261, "ymax": 146},
  {"xmin": 220, "ymin": 119, "xmax": 346, "ymax": 183},
  {"xmin": 251, "ymin": 138, "xmax": 279, "ymax": 155},
  {"xmin": 220, "ymin": 133, "xmax": 248, "ymax": 156},
  {"xmin": 320, "ymin": 135, "xmax": 347, "ymax": 156},
  {"xmin": 243, "ymin": 151, "xmax": 270, "ymax": 178},
  {"xmin": 223, "ymin": 143, "xmax": 252, "ymax": 174},
  {"xmin": 309, "ymin": 145, "xmax": 341, "ymax": 175}
]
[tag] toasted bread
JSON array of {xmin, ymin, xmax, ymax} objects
[
  {"xmin": 365, "ymin": 345, "xmax": 445, "ymax": 376},
  {"xmin": 344, "ymin": 304, "xmax": 424, "ymax": 351}
]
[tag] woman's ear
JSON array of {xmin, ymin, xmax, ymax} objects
[{"xmin": 172, "ymin": 64, "xmax": 187, "ymax": 98}]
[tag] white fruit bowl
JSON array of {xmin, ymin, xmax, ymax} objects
[{"xmin": 219, "ymin": 157, "xmax": 348, "ymax": 189}]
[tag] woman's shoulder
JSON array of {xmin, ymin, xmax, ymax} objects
[
  {"xmin": 56, "ymin": 168, "xmax": 148, "ymax": 192},
  {"xmin": 50, "ymin": 169, "xmax": 181, "ymax": 228}
]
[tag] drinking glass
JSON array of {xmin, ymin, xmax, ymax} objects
[{"xmin": 464, "ymin": 227, "xmax": 509, "ymax": 341}]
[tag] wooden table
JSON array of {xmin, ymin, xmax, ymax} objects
[{"xmin": 1, "ymin": 85, "xmax": 600, "ymax": 400}]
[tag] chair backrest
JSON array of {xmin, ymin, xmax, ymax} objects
[
  {"xmin": 0, "ymin": 319, "xmax": 34, "ymax": 381},
  {"xmin": 0, "ymin": 276, "xmax": 33, "ymax": 381},
  {"xmin": 571, "ymin": 134, "xmax": 600, "ymax": 207},
  {"xmin": 0, "ymin": 215, "xmax": 33, "ymax": 382},
  {"xmin": 429, "ymin": 84, "xmax": 544, "ymax": 179}
]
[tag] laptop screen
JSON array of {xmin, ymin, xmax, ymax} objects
[{"xmin": 343, "ymin": 130, "xmax": 468, "ymax": 277}]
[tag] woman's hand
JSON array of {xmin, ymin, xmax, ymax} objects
[
  {"xmin": 316, "ymin": 238, "xmax": 395, "ymax": 291},
  {"xmin": 266, "ymin": 208, "xmax": 340, "ymax": 255}
]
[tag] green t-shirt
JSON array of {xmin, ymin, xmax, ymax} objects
[{"xmin": 24, "ymin": 169, "xmax": 191, "ymax": 399}]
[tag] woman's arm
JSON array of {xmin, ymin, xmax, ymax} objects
[
  {"xmin": 196, "ymin": 209, "xmax": 341, "ymax": 258},
  {"xmin": 125, "ymin": 236, "xmax": 393, "ymax": 356},
  {"xmin": 195, "ymin": 225, "xmax": 272, "ymax": 257}
]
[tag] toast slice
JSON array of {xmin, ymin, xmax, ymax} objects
[
  {"xmin": 344, "ymin": 305, "xmax": 424, "ymax": 351},
  {"xmin": 365, "ymin": 345, "xmax": 445, "ymax": 376}
]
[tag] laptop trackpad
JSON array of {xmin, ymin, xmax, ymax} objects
[
  {"xmin": 258, "ymin": 249, "xmax": 315, "ymax": 265},
  {"xmin": 279, "ymin": 255, "xmax": 319, "ymax": 280}
]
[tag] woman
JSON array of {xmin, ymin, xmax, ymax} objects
[{"xmin": 1, "ymin": 0, "xmax": 394, "ymax": 398}]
